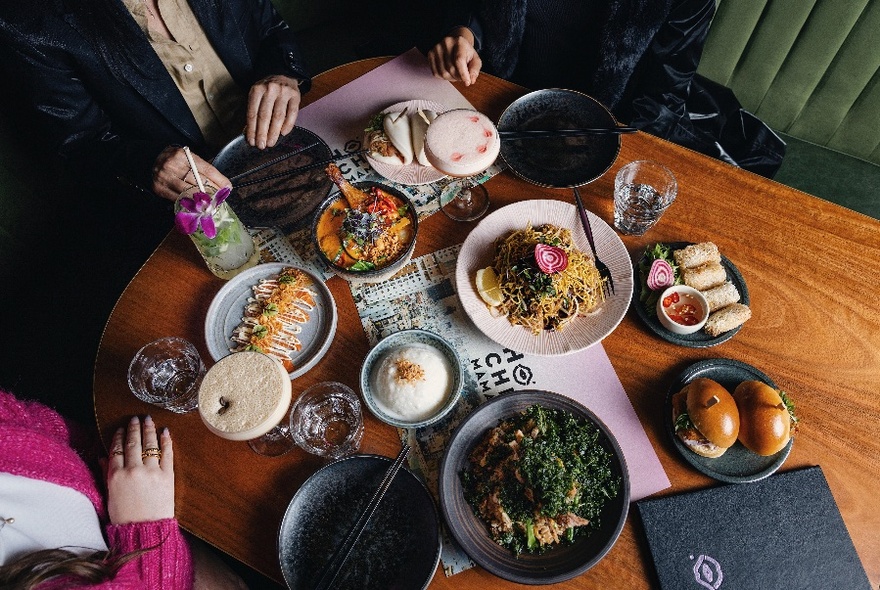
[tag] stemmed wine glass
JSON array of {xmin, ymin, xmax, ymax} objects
[{"xmin": 424, "ymin": 109, "xmax": 500, "ymax": 222}]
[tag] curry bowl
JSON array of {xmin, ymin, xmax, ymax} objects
[{"xmin": 312, "ymin": 181, "xmax": 418, "ymax": 283}]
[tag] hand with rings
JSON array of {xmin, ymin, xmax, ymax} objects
[
  {"xmin": 150, "ymin": 146, "xmax": 231, "ymax": 202},
  {"xmin": 106, "ymin": 415, "xmax": 176, "ymax": 525}
]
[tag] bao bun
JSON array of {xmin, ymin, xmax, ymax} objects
[
  {"xmin": 733, "ymin": 380, "xmax": 792, "ymax": 456},
  {"xmin": 672, "ymin": 378, "xmax": 740, "ymax": 458}
]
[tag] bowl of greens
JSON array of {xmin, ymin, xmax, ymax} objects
[{"xmin": 439, "ymin": 390, "xmax": 630, "ymax": 584}]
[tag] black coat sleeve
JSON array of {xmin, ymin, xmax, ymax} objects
[{"xmin": 618, "ymin": 0, "xmax": 717, "ymax": 151}]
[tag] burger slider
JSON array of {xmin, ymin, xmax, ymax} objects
[
  {"xmin": 672, "ymin": 378, "xmax": 740, "ymax": 458},
  {"xmin": 704, "ymin": 302, "xmax": 751, "ymax": 337},
  {"xmin": 364, "ymin": 109, "xmax": 414, "ymax": 166},
  {"xmin": 733, "ymin": 381, "xmax": 799, "ymax": 456},
  {"xmin": 674, "ymin": 242, "xmax": 720, "ymax": 269},
  {"xmin": 682, "ymin": 260, "xmax": 727, "ymax": 291}
]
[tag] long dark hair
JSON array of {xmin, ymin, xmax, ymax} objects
[{"xmin": 0, "ymin": 547, "xmax": 146, "ymax": 589}]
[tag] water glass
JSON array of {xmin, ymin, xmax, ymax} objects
[
  {"xmin": 613, "ymin": 160, "xmax": 677, "ymax": 235},
  {"xmin": 127, "ymin": 337, "xmax": 205, "ymax": 413},
  {"xmin": 289, "ymin": 382, "xmax": 364, "ymax": 459}
]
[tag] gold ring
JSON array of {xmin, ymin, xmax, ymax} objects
[{"xmin": 142, "ymin": 448, "xmax": 162, "ymax": 459}]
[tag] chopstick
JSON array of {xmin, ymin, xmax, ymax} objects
[
  {"xmin": 232, "ymin": 150, "xmax": 370, "ymax": 189},
  {"xmin": 228, "ymin": 141, "xmax": 321, "ymax": 183},
  {"xmin": 499, "ymin": 126, "xmax": 638, "ymax": 140},
  {"xmin": 311, "ymin": 444, "xmax": 411, "ymax": 590}
]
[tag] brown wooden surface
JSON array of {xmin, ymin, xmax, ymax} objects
[{"xmin": 94, "ymin": 57, "xmax": 880, "ymax": 588}]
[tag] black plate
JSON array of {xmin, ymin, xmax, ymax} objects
[
  {"xmin": 632, "ymin": 242, "xmax": 749, "ymax": 347},
  {"xmin": 213, "ymin": 127, "xmax": 333, "ymax": 232},
  {"xmin": 278, "ymin": 454, "xmax": 441, "ymax": 590},
  {"xmin": 439, "ymin": 391, "xmax": 630, "ymax": 585},
  {"xmin": 666, "ymin": 359, "xmax": 792, "ymax": 484},
  {"xmin": 496, "ymin": 89, "xmax": 621, "ymax": 188}
]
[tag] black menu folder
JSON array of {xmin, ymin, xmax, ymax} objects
[{"xmin": 636, "ymin": 466, "xmax": 870, "ymax": 590}]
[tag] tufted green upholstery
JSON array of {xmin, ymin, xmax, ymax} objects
[{"xmin": 698, "ymin": 0, "xmax": 880, "ymax": 165}]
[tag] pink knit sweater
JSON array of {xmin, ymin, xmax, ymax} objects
[{"xmin": 0, "ymin": 390, "xmax": 194, "ymax": 589}]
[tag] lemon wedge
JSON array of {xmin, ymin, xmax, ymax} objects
[{"xmin": 475, "ymin": 267, "xmax": 504, "ymax": 307}]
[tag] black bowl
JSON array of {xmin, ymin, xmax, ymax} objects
[
  {"xmin": 312, "ymin": 181, "xmax": 418, "ymax": 283},
  {"xmin": 497, "ymin": 89, "xmax": 621, "ymax": 188},
  {"xmin": 212, "ymin": 127, "xmax": 333, "ymax": 232},
  {"xmin": 439, "ymin": 390, "xmax": 630, "ymax": 584},
  {"xmin": 278, "ymin": 454, "xmax": 441, "ymax": 590}
]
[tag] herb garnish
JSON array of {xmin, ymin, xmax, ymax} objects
[
  {"xmin": 461, "ymin": 405, "xmax": 619, "ymax": 555},
  {"xmin": 638, "ymin": 243, "xmax": 681, "ymax": 317}
]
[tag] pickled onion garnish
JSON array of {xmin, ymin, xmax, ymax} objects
[
  {"xmin": 535, "ymin": 243, "xmax": 568, "ymax": 274},
  {"xmin": 647, "ymin": 259, "xmax": 674, "ymax": 290}
]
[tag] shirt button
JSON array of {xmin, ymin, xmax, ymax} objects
[{"xmin": 184, "ymin": 63, "xmax": 194, "ymax": 73}]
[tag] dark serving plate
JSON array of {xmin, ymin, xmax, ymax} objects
[
  {"xmin": 278, "ymin": 454, "xmax": 441, "ymax": 590},
  {"xmin": 496, "ymin": 89, "xmax": 621, "ymax": 188},
  {"xmin": 665, "ymin": 359, "xmax": 793, "ymax": 484},
  {"xmin": 632, "ymin": 242, "xmax": 749, "ymax": 347},
  {"xmin": 439, "ymin": 390, "xmax": 630, "ymax": 585},
  {"xmin": 213, "ymin": 126, "xmax": 333, "ymax": 232}
]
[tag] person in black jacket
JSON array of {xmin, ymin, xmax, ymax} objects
[
  {"xmin": 428, "ymin": 0, "xmax": 717, "ymax": 157},
  {"xmin": 0, "ymin": 0, "xmax": 311, "ymax": 201}
]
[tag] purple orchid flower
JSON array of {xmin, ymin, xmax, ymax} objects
[{"xmin": 174, "ymin": 186, "xmax": 231, "ymax": 239}]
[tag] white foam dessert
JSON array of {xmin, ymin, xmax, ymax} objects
[
  {"xmin": 370, "ymin": 343, "xmax": 452, "ymax": 422},
  {"xmin": 424, "ymin": 109, "xmax": 500, "ymax": 177},
  {"xmin": 198, "ymin": 351, "xmax": 292, "ymax": 441}
]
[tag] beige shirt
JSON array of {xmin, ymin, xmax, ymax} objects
[{"xmin": 124, "ymin": 0, "xmax": 247, "ymax": 149}]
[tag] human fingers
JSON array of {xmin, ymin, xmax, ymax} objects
[
  {"xmin": 109, "ymin": 426, "xmax": 125, "ymax": 470},
  {"xmin": 159, "ymin": 426, "xmax": 174, "ymax": 472},
  {"xmin": 152, "ymin": 147, "xmax": 193, "ymax": 201},
  {"xmin": 141, "ymin": 415, "xmax": 161, "ymax": 465},
  {"xmin": 124, "ymin": 416, "xmax": 143, "ymax": 464},
  {"xmin": 247, "ymin": 76, "xmax": 300, "ymax": 149},
  {"xmin": 467, "ymin": 53, "xmax": 483, "ymax": 86},
  {"xmin": 189, "ymin": 153, "xmax": 231, "ymax": 190}
]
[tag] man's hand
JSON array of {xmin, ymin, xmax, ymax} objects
[
  {"xmin": 246, "ymin": 75, "xmax": 301, "ymax": 149},
  {"xmin": 151, "ymin": 146, "xmax": 230, "ymax": 201},
  {"xmin": 106, "ymin": 416, "xmax": 176, "ymax": 524},
  {"xmin": 428, "ymin": 27, "xmax": 483, "ymax": 86}
]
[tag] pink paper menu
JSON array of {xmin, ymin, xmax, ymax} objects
[{"xmin": 296, "ymin": 48, "xmax": 474, "ymax": 152}]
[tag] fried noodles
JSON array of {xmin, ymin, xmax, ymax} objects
[{"xmin": 493, "ymin": 224, "xmax": 605, "ymax": 334}]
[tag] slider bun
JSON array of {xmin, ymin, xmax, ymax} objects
[
  {"xmin": 684, "ymin": 378, "xmax": 740, "ymax": 450},
  {"xmin": 733, "ymin": 381, "xmax": 791, "ymax": 456}
]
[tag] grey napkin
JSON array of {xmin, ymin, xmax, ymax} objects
[{"xmin": 636, "ymin": 466, "xmax": 870, "ymax": 590}]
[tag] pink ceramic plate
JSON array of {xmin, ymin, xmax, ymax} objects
[
  {"xmin": 366, "ymin": 99, "xmax": 448, "ymax": 186},
  {"xmin": 455, "ymin": 199, "xmax": 633, "ymax": 355}
]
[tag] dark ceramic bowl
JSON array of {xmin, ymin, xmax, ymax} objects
[
  {"xmin": 439, "ymin": 390, "xmax": 630, "ymax": 584},
  {"xmin": 497, "ymin": 89, "xmax": 621, "ymax": 188},
  {"xmin": 312, "ymin": 182, "xmax": 418, "ymax": 283},
  {"xmin": 278, "ymin": 454, "xmax": 441, "ymax": 589},
  {"xmin": 213, "ymin": 127, "xmax": 333, "ymax": 232}
]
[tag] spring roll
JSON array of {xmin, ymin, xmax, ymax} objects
[
  {"xmin": 702, "ymin": 281, "xmax": 741, "ymax": 312},
  {"xmin": 682, "ymin": 260, "xmax": 727, "ymax": 291},
  {"xmin": 674, "ymin": 242, "xmax": 720, "ymax": 269},
  {"xmin": 704, "ymin": 303, "xmax": 752, "ymax": 337}
]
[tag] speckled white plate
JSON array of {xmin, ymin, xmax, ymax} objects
[
  {"xmin": 365, "ymin": 99, "xmax": 448, "ymax": 186},
  {"xmin": 455, "ymin": 200, "xmax": 633, "ymax": 356},
  {"xmin": 204, "ymin": 263, "xmax": 337, "ymax": 379}
]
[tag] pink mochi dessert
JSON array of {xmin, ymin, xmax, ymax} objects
[{"xmin": 424, "ymin": 109, "xmax": 500, "ymax": 177}]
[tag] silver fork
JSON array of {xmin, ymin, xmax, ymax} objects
[{"xmin": 573, "ymin": 186, "xmax": 615, "ymax": 296}]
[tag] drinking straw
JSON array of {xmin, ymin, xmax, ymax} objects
[{"xmin": 183, "ymin": 146, "xmax": 206, "ymax": 192}]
